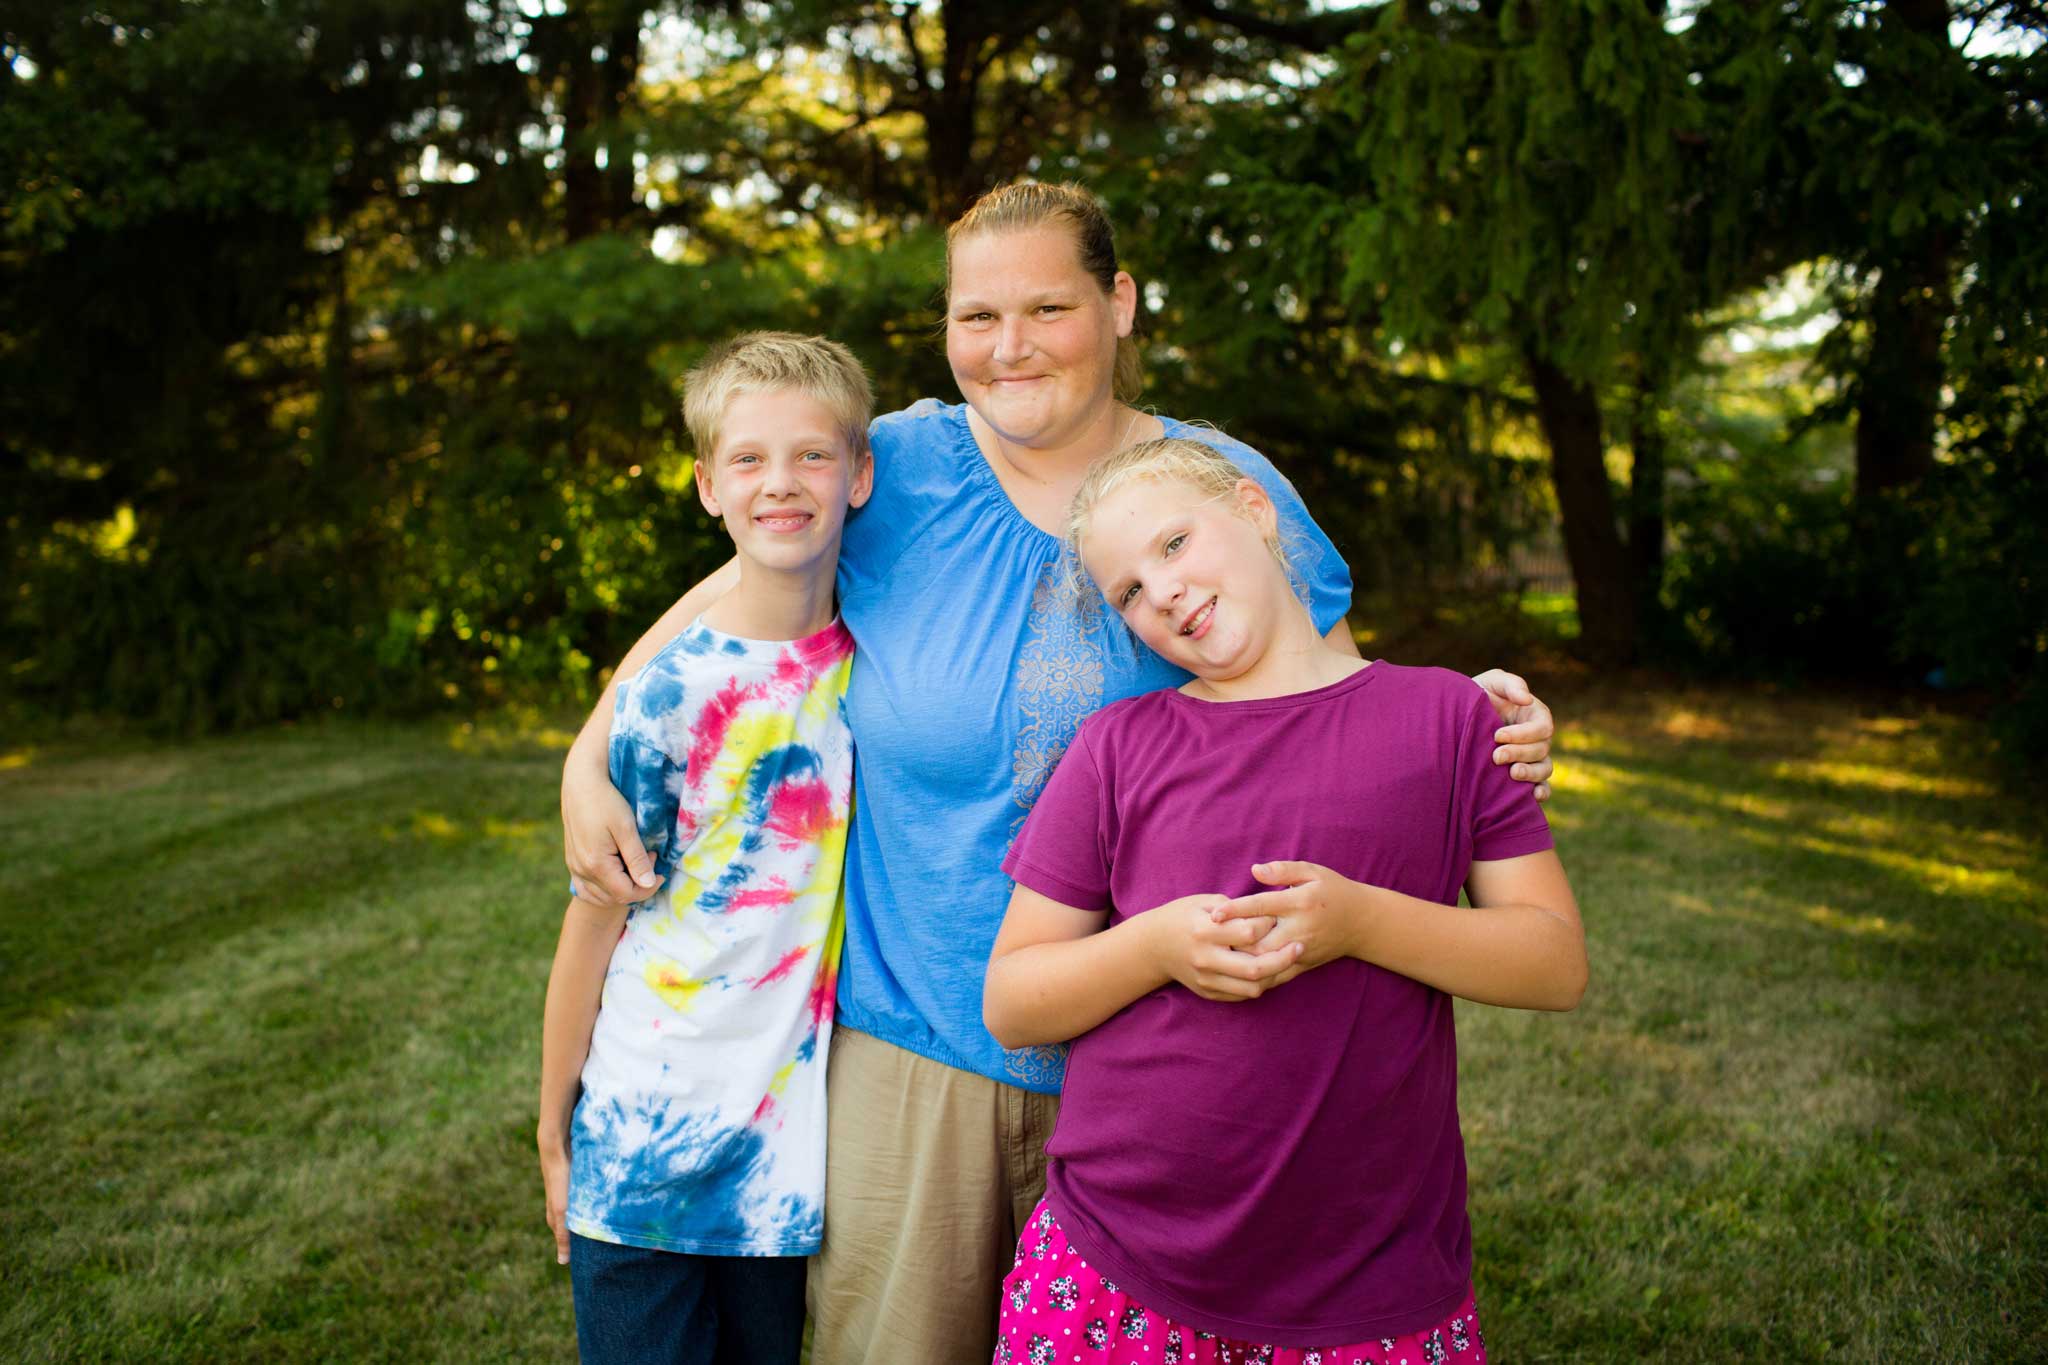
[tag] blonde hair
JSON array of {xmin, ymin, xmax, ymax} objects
[
  {"xmin": 682, "ymin": 331, "xmax": 873, "ymax": 457},
  {"xmin": 946, "ymin": 180, "xmax": 1144, "ymax": 403},
  {"xmin": 1065, "ymin": 436, "xmax": 1306, "ymax": 604}
]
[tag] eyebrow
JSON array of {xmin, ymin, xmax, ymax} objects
[
  {"xmin": 717, "ymin": 431, "xmax": 844, "ymax": 455},
  {"xmin": 950, "ymin": 288, "xmax": 1080, "ymax": 312},
  {"xmin": 1103, "ymin": 522, "xmax": 1182, "ymax": 602}
]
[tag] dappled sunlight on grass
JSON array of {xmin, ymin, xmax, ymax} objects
[
  {"xmin": 443, "ymin": 707, "xmax": 581, "ymax": 755},
  {"xmin": 1666, "ymin": 889, "xmax": 1780, "ymax": 928},
  {"xmin": 1653, "ymin": 707, "xmax": 1736, "ymax": 742},
  {"xmin": 1803, "ymin": 905, "xmax": 1921, "ymax": 941},
  {"xmin": 0, "ymin": 747, "xmax": 33, "ymax": 770},
  {"xmin": 3, "ymin": 693, "xmax": 2044, "ymax": 1359},
  {"xmin": 1728, "ymin": 825, "xmax": 2042, "ymax": 904},
  {"xmin": 396, "ymin": 810, "xmax": 549, "ymax": 849},
  {"xmin": 1770, "ymin": 758, "xmax": 1996, "ymax": 800}
]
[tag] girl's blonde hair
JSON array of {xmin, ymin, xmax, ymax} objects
[
  {"xmin": 946, "ymin": 180, "xmax": 1144, "ymax": 403},
  {"xmin": 1065, "ymin": 436, "xmax": 1307, "ymax": 604}
]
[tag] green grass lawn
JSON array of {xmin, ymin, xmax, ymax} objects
[{"xmin": 2, "ymin": 688, "xmax": 2043, "ymax": 1361}]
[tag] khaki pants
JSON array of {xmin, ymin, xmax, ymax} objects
[{"xmin": 809, "ymin": 1027, "xmax": 1061, "ymax": 1364}]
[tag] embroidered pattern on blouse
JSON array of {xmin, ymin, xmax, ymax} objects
[
  {"xmin": 1011, "ymin": 554, "xmax": 1105, "ymax": 841},
  {"xmin": 1003, "ymin": 555, "xmax": 1103, "ymax": 1087}
]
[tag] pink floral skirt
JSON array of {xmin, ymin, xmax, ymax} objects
[{"xmin": 995, "ymin": 1197, "xmax": 1488, "ymax": 1365}]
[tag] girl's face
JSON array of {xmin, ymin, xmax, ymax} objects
[
  {"xmin": 1079, "ymin": 475, "xmax": 1294, "ymax": 682},
  {"xmin": 946, "ymin": 224, "xmax": 1137, "ymax": 451}
]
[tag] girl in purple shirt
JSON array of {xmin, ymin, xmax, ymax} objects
[{"xmin": 984, "ymin": 438, "xmax": 1588, "ymax": 1365}]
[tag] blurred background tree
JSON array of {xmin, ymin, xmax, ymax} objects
[{"xmin": 3, "ymin": 0, "xmax": 2043, "ymax": 746}]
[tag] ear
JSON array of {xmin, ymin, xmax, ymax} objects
[
  {"xmin": 1111, "ymin": 270, "xmax": 1138, "ymax": 339},
  {"xmin": 1234, "ymin": 476, "xmax": 1278, "ymax": 537},
  {"xmin": 849, "ymin": 448, "xmax": 875, "ymax": 509},
  {"xmin": 694, "ymin": 452, "xmax": 724, "ymax": 519}
]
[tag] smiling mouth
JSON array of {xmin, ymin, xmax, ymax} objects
[
  {"xmin": 1180, "ymin": 597, "xmax": 1216, "ymax": 637},
  {"xmin": 754, "ymin": 512, "xmax": 814, "ymax": 532}
]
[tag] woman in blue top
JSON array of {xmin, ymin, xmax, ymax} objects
[{"xmin": 559, "ymin": 181, "xmax": 1557, "ymax": 1364}]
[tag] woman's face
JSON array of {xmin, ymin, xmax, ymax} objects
[{"xmin": 946, "ymin": 224, "xmax": 1137, "ymax": 451}]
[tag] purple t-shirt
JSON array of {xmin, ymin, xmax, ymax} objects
[{"xmin": 1001, "ymin": 662, "xmax": 1553, "ymax": 1344}]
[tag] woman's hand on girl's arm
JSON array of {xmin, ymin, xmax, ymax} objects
[
  {"xmin": 983, "ymin": 886, "xmax": 1293, "ymax": 1048},
  {"xmin": 1471, "ymin": 669, "xmax": 1556, "ymax": 803},
  {"xmin": 561, "ymin": 558, "xmax": 741, "ymax": 906}
]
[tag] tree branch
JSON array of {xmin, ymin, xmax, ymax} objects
[{"xmin": 1172, "ymin": 0, "xmax": 1388, "ymax": 53}]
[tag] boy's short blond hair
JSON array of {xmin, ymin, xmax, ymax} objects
[{"xmin": 682, "ymin": 331, "xmax": 874, "ymax": 457}]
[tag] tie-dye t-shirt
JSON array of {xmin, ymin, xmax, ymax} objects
[{"xmin": 566, "ymin": 616, "xmax": 853, "ymax": 1257}]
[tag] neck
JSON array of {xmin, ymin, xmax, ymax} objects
[
  {"xmin": 1184, "ymin": 605, "xmax": 1364, "ymax": 703},
  {"xmin": 698, "ymin": 557, "xmax": 839, "ymax": 642},
  {"xmin": 971, "ymin": 399, "xmax": 1142, "ymax": 485}
]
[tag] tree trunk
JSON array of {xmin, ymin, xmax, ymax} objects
[
  {"xmin": 1855, "ymin": 0, "xmax": 1953, "ymax": 499},
  {"xmin": 1526, "ymin": 350, "xmax": 1638, "ymax": 664},
  {"xmin": 556, "ymin": 3, "xmax": 642, "ymax": 242},
  {"xmin": 924, "ymin": 3, "xmax": 992, "ymax": 220},
  {"xmin": 1627, "ymin": 382, "xmax": 1666, "ymax": 598},
  {"xmin": 1855, "ymin": 230, "xmax": 1951, "ymax": 498},
  {"xmin": 602, "ymin": 14, "xmax": 642, "ymax": 229},
  {"xmin": 562, "ymin": 24, "xmax": 601, "ymax": 242}
]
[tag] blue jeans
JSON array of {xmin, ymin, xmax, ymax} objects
[{"xmin": 568, "ymin": 1233, "xmax": 806, "ymax": 1365}]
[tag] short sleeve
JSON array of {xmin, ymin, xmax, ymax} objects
[
  {"xmin": 607, "ymin": 731, "xmax": 683, "ymax": 903},
  {"xmin": 1175, "ymin": 426, "xmax": 1353, "ymax": 635},
  {"xmin": 1458, "ymin": 688, "xmax": 1554, "ymax": 862},
  {"xmin": 1002, "ymin": 723, "xmax": 1115, "ymax": 911},
  {"xmin": 839, "ymin": 398, "xmax": 949, "ymax": 597}
]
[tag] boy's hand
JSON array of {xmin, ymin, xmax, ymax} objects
[
  {"xmin": 539, "ymin": 1139, "xmax": 572, "ymax": 1266},
  {"xmin": 1145, "ymin": 893, "xmax": 1299, "ymax": 1002},
  {"xmin": 1213, "ymin": 861, "xmax": 1364, "ymax": 988}
]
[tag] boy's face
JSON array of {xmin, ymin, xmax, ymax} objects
[{"xmin": 695, "ymin": 387, "xmax": 872, "ymax": 576}]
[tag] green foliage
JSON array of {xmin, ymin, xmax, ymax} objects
[
  {"xmin": 1660, "ymin": 485, "xmax": 1913, "ymax": 680},
  {"xmin": 1900, "ymin": 358, "xmax": 2048, "ymax": 755},
  {"xmin": 1321, "ymin": 0, "xmax": 1721, "ymax": 380},
  {"xmin": 4, "ymin": 1, "xmax": 2045, "ymax": 730}
]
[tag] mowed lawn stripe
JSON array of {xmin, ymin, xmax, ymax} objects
[
  {"xmin": 2, "ymin": 723, "xmax": 577, "ymax": 1362},
  {"xmin": 1, "ymin": 694, "xmax": 2043, "ymax": 1361},
  {"xmin": 1458, "ymin": 692, "xmax": 2045, "ymax": 1360}
]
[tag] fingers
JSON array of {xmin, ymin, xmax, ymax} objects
[
  {"xmin": 1533, "ymin": 779, "xmax": 1554, "ymax": 805},
  {"xmin": 1492, "ymin": 742, "xmax": 1549, "ymax": 767},
  {"xmin": 1250, "ymin": 859, "xmax": 1317, "ymax": 887},
  {"xmin": 1214, "ymin": 915, "xmax": 1276, "ymax": 947},
  {"xmin": 1195, "ymin": 942, "xmax": 1301, "ymax": 999},
  {"xmin": 554, "ymin": 1214, "xmax": 570, "ymax": 1266},
  {"xmin": 1473, "ymin": 668, "xmax": 1535, "ymax": 711},
  {"xmin": 568, "ymin": 861, "xmax": 644, "ymax": 909},
  {"xmin": 1492, "ymin": 711, "xmax": 1555, "ymax": 746},
  {"xmin": 613, "ymin": 818, "xmax": 661, "ymax": 891},
  {"xmin": 1213, "ymin": 891, "xmax": 1288, "ymax": 922}
]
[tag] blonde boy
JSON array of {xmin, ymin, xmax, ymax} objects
[{"xmin": 538, "ymin": 332, "xmax": 873, "ymax": 1365}]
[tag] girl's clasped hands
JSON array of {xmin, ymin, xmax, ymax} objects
[{"xmin": 1149, "ymin": 859, "xmax": 1365, "ymax": 1001}]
